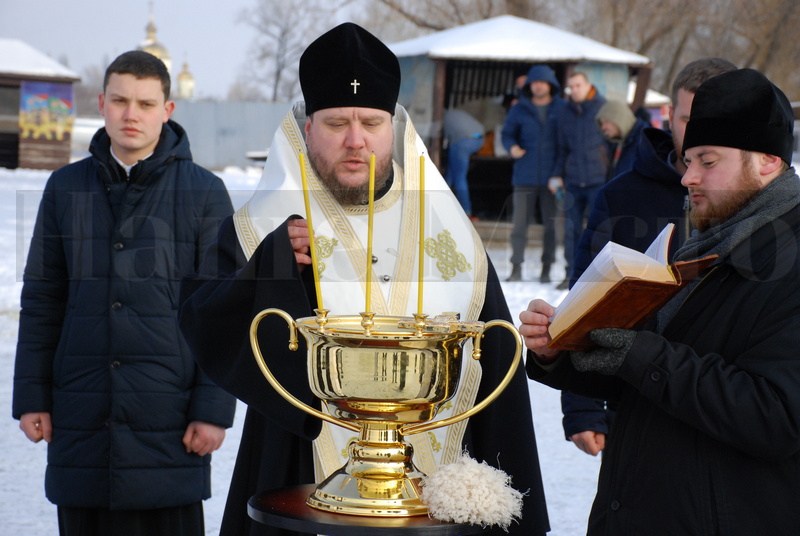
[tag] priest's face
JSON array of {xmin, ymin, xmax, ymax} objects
[
  {"xmin": 305, "ymin": 107, "xmax": 394, "ymax": 205},
  {"xmin": 682, "ymin": 146, "xmax": 763, "ymax": 232}
]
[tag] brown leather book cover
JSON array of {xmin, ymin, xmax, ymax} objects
[{"xmin": 547, "ymin": 254, "xmax": 717, "ymax": 351}]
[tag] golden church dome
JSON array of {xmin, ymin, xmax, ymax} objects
[
  {"xmin": 137, "ymin": 10, "xmax": 172, "ymax": 73},
  {"xmin": 176, "ymin": 60, "xmax": 196, "ymax": 100}
]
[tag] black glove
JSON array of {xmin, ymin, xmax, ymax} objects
[{"xmin": 570, "ymin": 328, "xmax": 636, "ymax": 375}]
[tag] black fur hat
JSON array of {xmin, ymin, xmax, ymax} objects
[
  {"xmin": 683, "ymin": 68, "xmax": 794, "ymax": 163},
  {"xmin": 299, "ymin": 22, "xmax": 401, "ymax": 116}
]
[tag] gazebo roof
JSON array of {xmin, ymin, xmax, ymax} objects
[
  {"xmin": 0, "ymin": 38, "xmax": 80, "ymax": 82},
  {"xmin": 388, "ymin": 15, "xmax": 650, "ymax": 66}
]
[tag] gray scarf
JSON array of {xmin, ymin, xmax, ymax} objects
[{"xmin": 657, "ymin": 167, "xmax": 800, "ymax": 332}]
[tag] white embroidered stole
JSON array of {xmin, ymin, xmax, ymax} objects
[{"xmin": 234, "ymin": 103, "xmax": 488, "ymax": 480}]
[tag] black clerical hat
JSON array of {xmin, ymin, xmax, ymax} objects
[
  {"xmin": 299, "ymin": 22, "xmax": 400, "ymax": 115},
  {"xmin": 683, "ymin": 68, "xmax": 794, "ymax": 163}
]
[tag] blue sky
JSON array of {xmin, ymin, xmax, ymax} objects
[{"xmin": 0, "ymin": 0, "xmax": 257, "ymax": 99}]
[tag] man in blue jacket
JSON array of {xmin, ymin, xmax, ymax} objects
[
  {"xmin": 13, "ymin": 50, "xmax": 236, "ymax": 536},
  {"xmin": 501, "ymin": 65, "xmax": 566, "ymax": 282},
  {"xmin": 549, "ymin": 72, "xmax": 612, "ymax": 288}
]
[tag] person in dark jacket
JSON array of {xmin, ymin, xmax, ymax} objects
[
  {"xmin": 521, "ymin": 68, "xmax": 800, "ymax": 535},
  {"xmin": 12, "ymin": 50, "xmax": 236, "ymax": 536},
  {"xmin": 561, "ymin": 58, "xmax": 737, "ymax": 457},
  {"xmin": 501, "ymin": 65, "xmax": 566, "ymax": 283},
  {"xmin": 550, "ymin": 72, "xmax": 612, "ymax": 288},
  {"xmin": 179, "ymin": 23, "xmax": 549, "ymax": 536},
  {"xmin": 596, "ymin": 99, "xmax": 649, "ymax": 177}
]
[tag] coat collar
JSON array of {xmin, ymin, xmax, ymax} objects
[{"xmin": 89, "ymin": 120, "xmax": 190, "ymax": 185}]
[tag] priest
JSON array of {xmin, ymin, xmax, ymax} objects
[{"xmin": 179, "ymin": 22, "xmax": 549, "ymax": 536}]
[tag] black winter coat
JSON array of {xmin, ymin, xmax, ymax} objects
[
  {"xmin": 13, "ymin": 120, "xmax": 236, "ymax": 509},
  {"xmin": 570, "ymin": 128, "xmax": 689, "ymax": 287},
  {"xmin": 531, "ymin": 203, "xmax": 800, "ymax": 535},
  {"xmin": 562, "ymin": 128, "xmax": 689, "ymax": 438},
  {"xmin": 608, "ymin": 117, "xmax": 649, "ymax": 180}
]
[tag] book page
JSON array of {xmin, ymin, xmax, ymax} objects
[
  {"xmin": 550, "ymin": 240, "xmax": 675, "ymax": 338},
  {"xmin": 643, "ymin": 223, "xmax": 675, "ymax": 263}
]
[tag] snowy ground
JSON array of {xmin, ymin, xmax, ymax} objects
[{"xmin": 0, "ymin": 166, "xmax": 600, "ymax": 536}]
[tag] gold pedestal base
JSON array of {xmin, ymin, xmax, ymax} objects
[
  {"xmin": 306, "ymin": 423, "xmax": 428, "ymax": 517},
  {"xmin": 249, "ymin": 484, "xmax": 488, "ymax": 534},
  {"xmin": 307, "ymin": 471, "xmax": 427, "ymax": 517}
]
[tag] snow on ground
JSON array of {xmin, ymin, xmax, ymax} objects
[{"xmin": 0, "ymin": 166, "xmax": 599, "ymax": 535}]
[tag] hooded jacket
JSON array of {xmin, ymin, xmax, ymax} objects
[
  {"xmin": 13, "ymin": 120, "xmax": 236, "ymax": 510},
  {"xmin": 596, "ymin": 101, "xmax": 650, "ymax": 178},
  {"xmin": 501, "ymin": 65, "xmax": 566, "ymax": 187}
]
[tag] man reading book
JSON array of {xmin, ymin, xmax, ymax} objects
[
  {"xmin": 521, "ymin": 68, "xmax": 800, "ymax": 535},
  {"xmin": 560, "ymin": 58, "xmax": 737, "ymax": 457}
]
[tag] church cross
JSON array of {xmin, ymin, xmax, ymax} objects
[{"xmin": 351, "ymin": 79, "xmax": 360, "ymax": 94}]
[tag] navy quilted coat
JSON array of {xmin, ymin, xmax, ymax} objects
[
  {"xmin": 501, "ymin": 66, "xmax": 567, "ymax": 188},
  {"xmin": 12, "ymin": 120, "xmax": 236, "ymax": 509}
]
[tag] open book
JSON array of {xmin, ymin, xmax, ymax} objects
[{"xmin": 547, "ymin": 224, "xmax": 717, "ymax": 351}]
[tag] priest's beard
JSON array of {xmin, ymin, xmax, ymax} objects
[
  {"xmin": 690, "ymin": 158, "xmax": 761, "ymax": 232},
  {"xmin": 309, "ymin": 151, "xmax": 393, "ymax": 205}
]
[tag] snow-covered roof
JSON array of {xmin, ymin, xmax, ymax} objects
[
  {"xmin": 0, "ymin": 38, "xmax": 80, "ymax": 82},
  {"xmin": 628, "ymin": 81, "xmax": 671, "ymax": 106},
  {"xmin": 388, "ymin": 15, "xmax": 650, "ymax": 67}
]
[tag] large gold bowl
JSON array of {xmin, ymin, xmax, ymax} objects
[{"xmin": 251, "ymin": 309, "xmax": 521, "ymax": 517}]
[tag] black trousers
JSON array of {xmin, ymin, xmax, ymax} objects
[
  {"xmin": 57, "ymin": 502, "xmax": 204, "ymax": 536},
  {"xmin": 509, "ymin": 186, "xmax": 558, "ymax": 266}
]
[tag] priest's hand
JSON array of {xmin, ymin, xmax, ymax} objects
[
  {"xmin": 519, "ymin": 299, "xmax": 560, "ymax": 363},
  {"xmin": 288, "ymin": 218, "xmax": 312, "ymax": 266}
]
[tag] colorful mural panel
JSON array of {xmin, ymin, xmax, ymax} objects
[{"xmin": 19, "ymin": 82, "xmax": 75, "ymax": 141}]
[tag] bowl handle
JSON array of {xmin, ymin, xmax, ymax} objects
[
  {"xmin": 250, "ymin": 307, "xmax": 360, "ymax": 433},
  {"xmin": 402, "ymin": 319, "xmax": 522, "ymax": 436}
]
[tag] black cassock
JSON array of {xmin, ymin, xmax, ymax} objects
[{"xmin": 179, "ymin": 216, "xmax": 550, "ymax": 536}]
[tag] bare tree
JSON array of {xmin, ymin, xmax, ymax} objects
[
  {"xmin": 566, "ymin": 0, "xmax": 695, "ymax": 95},
  {"xmin": 723, "ymin": 0, "xmax": 800, "ymax": 97},
  {"xmin": 241, "ymin": 0, "xmax": 800, "ymax": 102},
  {"xmin": 226, "ymin": 78, "xmax": 267, "ymax": 102},
  {"xmin": 364, "ymin": 0, "xmax": 557, "ymax": 32},
  {"xmin": 238, "ymin": 0, "xmax": 342, "ymax": 102},
  {"xmin": 73, "ymin": 60, "xmax": 108, "ymax": 117},
  {"xmin": 560, "ymin": 0, "xmax": 800, "ymax": 100}
]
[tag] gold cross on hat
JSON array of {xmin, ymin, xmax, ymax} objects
[{"xmin": 351, "ymin": 79, "xmax": 360, "ymax": 94}]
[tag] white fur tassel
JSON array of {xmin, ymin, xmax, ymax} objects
[{"xmin": 420, "ymin": 453, "xmax": 524, "ymax": 531}]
